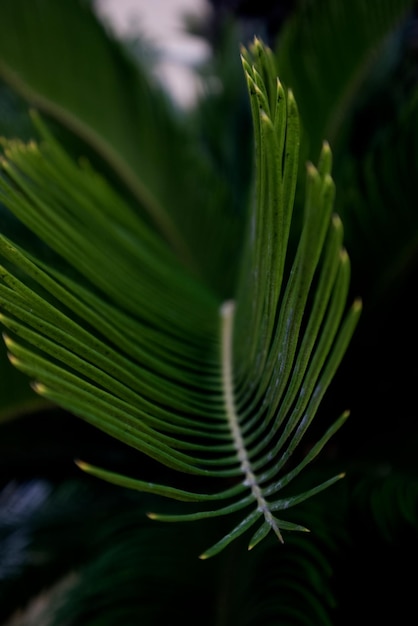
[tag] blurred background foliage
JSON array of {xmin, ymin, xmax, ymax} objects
[{"xmin": 1, "ymin": 0, "xmax": 418, "ymax": 623}]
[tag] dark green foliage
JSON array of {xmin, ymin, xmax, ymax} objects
[
  {"xmin": 0, "ymin": 0, "xmax": 417, "ymax": 623},
  {"xmin": 0, "ymin": 7, "xmax": 360, "ymax": 562}
]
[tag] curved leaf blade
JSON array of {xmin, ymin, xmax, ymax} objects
[{"xmin": 0, "ymin": 38, "xmax": 361, "ymax": 557}]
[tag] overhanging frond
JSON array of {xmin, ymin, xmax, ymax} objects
[
  {"xmin": 0, "ymin": 0, "xmax": 242, "ymax": 295},
  {"xmin": 0, "ymin": 39, "xmax": 360, "ymax": 557},
  {"xmin": 339, "ymin": 87, "xmax": 418, "ymax": 303}
]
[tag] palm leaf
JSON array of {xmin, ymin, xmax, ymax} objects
[
  {"xmin": 276, "ymin": 0, "xmax": 415, "ymax": 160},
  {"xmin": 338, "ymin": 87, "xmax": 418, "ymax": 304},
  {"xmin": 0, "ymin": 38, "xmax": 360, "ymax": 557},
  {"xmin": 0, "ymin": 0, "xmax": 241, "ymax": 295}
]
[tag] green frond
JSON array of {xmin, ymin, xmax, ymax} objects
[
  {"xmin": 276, "ymin": 0, "xmax": 415, "ymax": 159},
  {"xmin": 338, "ymin": 86, "xmax": 418, "ymax": 303},
  {"xmin": 0, "ymin": 0, "xmax": 242, "ymax": 295},
  {"xmin": 0, "ymin": 38, "xmax": 360, "ymax": 556}
]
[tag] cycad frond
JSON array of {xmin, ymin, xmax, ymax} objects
[
  {"xmin": 276, "ymin": 0, "xmax": 415, "ymax": 159},
  {"xmin": 0, "ymin": 0, "xmax": 242, "ymax": 295},
  {"xmin": 339, "ymin": 87, "xmax": 418, "ymax": 303},
  {"xmin": 0, "ymin": 39, "xmax": 360, "ymax": 557}
]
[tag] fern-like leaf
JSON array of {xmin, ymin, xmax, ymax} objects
[
  {"xmin": 0, "ymin": 38, "xmax": 360, "ymax": 557},
  {"xmin": 276, "ymin": 0, "xmax": 415, "ymax": 159},
  {"xmin": 0, "ymin": 0, "xmax": 243, "ymax": 295}
]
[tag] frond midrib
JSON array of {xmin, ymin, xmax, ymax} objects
[{"xmin": 220, "ymin": 299, "xmax": 284, "ymax": 543}]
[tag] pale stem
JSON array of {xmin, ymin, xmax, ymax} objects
[{"xmin": 220, "ymin": 300, "xmax": 283, "ymax": 543}]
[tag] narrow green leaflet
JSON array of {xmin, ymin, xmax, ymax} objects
[{"xmin": 0, "ymin": 39, "xmax": 361, "ymax": 557}]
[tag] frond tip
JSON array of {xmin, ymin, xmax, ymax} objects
[{"xmin": 0, "ymin": 37, "xmax": 361, "ymax": 558}]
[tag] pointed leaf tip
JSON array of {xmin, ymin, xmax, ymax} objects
[
  {"xmin": 31, "ymin": 382, "xmax": 47, "ymax": 395},
  {"xmin": 353, "ymin": 298, "xmax": 363, "ymax": 312},
  {"xmin": 331, "ymin": 213, "xmax": 343, "ymax": 230},
  {"xmin": 340, "ymin": 248, "xmax": 349, "ymax": 263},
  {"xmin": 75, "ymin": 459, "xmax": 90, "ymax": 472},
  {"xmin": 318, "ymin": 141, "xmax": 333, "ymax": 176}
]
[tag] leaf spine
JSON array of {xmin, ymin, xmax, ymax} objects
[{"xmin": 220, "ymin": 300, "xmax": 283, "ymax": 542}]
